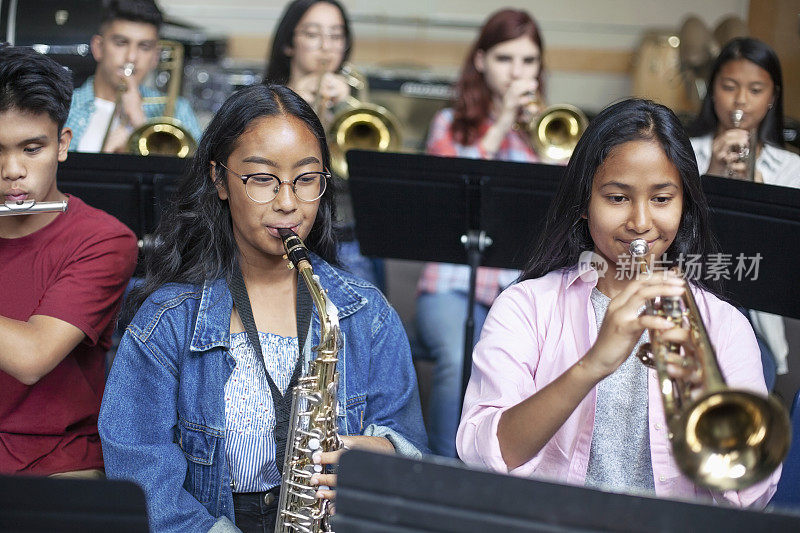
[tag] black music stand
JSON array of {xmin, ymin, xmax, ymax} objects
[
  {"xmin": 0, "ymin": 475, "xmax": 149, "ymax": 532},
  {"xmin": 58, "ymin": 152, "xmax": 186, "ymax": 239},
  {"xmin": 701, "ymin": 175, "xmax": 800, "ymax": 319},
  {"xmin": 346, "ymin": 150, "xmax": 564, "ymax": 401},
  {"xmin": 347, "ymin": 149, "xmax": 800, "ymax": 322},
  {"xmin": 334, "ymin": 450, "xmax": 800, "ymax": 532}
]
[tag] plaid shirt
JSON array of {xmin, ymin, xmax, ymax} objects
[
  {"xmin": 417, "ymin": 108, "xmax": 537, "ymax": 306},
  {"xmin": 65, "ymin": 77, "xmax": 203, "ymax": 150}
]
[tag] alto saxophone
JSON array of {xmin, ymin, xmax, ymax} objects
[
  {"xmin": 276, "ymin": 228, "xmax": 341, "ymax": 533},
  {"xmin": 629, "ymin": 239, "xmax": 790, "ymax": 490}
]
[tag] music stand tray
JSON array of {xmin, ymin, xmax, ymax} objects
[
  {"xmin": 0, "ymin": 475, "xmax": 149, "ymax": 532},
  {"xmin": 334, "ymin": 450, "xmax": 800, "ymax": 532}
]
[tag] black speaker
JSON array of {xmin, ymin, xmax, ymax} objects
[{"xmin": 1, "ymin": 0, "xmax": 103, "ymax": 87}]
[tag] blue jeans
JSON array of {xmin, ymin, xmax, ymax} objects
[{"xmin": 416, "ymin": 291, "xmax": 489, "ymax": 457}]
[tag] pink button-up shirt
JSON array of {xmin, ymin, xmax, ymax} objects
[{"xmin": 457, "ymin": 263, "xmax": 779, "ymax": 508}]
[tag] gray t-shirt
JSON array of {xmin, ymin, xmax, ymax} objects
[{"xmin": 585, "ymin": 288, "xmax": 656, "ymax": 495}]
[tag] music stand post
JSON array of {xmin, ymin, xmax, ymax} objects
[
  {"xmin": 461, "ymin": 230, "xmax": 493, "ymax": 401},
  {"xmin": 346, "ymin": 150, "xmax": 564, "ymax": 403}
]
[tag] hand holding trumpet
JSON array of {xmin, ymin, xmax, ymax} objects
[
  {"xmin": 480, "ymin": 79, "xmax": 539, "ymax": 156},
  {"xmin": 708, "ymin": 109, "xmax": 760, "ymax": 181}
]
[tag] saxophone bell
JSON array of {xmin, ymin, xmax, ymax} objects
[{"xmin": 628, "ymin": 239, "xmax": 790, "ymax": 490}]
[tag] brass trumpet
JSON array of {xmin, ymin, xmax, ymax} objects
[
  {"xmin": 729, "ymin": 109, "xmax": 757, "ymax": 181},
  {"xmin": 1, "ymin": 199, "xmax": 68, "ymax": 216},
  {"xmin": 517, "ymin": 93, "xmax": 588, "ymax": 164},
  {"xmin": 629, "ymin": 239, "xmax": 789, "ymax": 490}
]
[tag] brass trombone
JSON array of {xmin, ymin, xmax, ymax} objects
[
  {"xmin": 127, "ymin": 40, "xmax": 197, "ymax": 158},
  {"xmin": 630, "ymin": 239, "xmax": 789, "ymax": 490}
]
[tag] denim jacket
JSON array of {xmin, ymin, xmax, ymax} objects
[{"xmin": 99, "ymin": 255, "xmax": 428, "ymax": 532}]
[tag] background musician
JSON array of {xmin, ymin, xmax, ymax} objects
[
  {"xmin": 688, "ymin": 36, "xmax": 799, "ymax": 390},
  {"xmin": 457, "ymin": 98, "xmax": 778, "ymax": 507},
  {"xmin": 688, "ymin": 37, "xmax": 800, "ymax": 187},
  {"xmin": 264, "ymin": 0, "xmax": 352, "ymax": 127},
  {"xmin": 0, "ymin": 45, "xmax": 138, "ymax": 477},
  {"xmin": 415, "ymin": 8, "xmax": 544, "ymax": 457},
  {"xmin": 264, "ymin": 0, "xmax": 382, "ymax": 288},
  {"xmin": 98, "ymin": 84, "xmax": 427, "ymax": 532},
  {"xmin": 65, "ymin": 0, "xmax": 202, "ymax": 153}
]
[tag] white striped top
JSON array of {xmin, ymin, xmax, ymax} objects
[{"xmin": 224, "ymin": 331, "xmax": 300, "ymax": 492}]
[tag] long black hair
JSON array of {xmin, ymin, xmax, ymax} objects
[
  {"xmin": 687, "ymin": 37, "xmax": 784, "ymax": 147},
  {"xmin": 127, "ymin": 84, "xmax": 339, "ymax": 313},
  {"xmin": 264, "ymin": 0, "xmax": 353, "ymax": 84},
  {"xmin": 521, "ymin": 98, "xmax": 721, "ymax": 295}
]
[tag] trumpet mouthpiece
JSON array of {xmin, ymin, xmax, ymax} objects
[
  {"xmin": 629, "ymin": 239, "xmax": 649, "ymax": 257},
  {"xmin": 731, "ymin": 109, "xmax": 744, "ymax": 128}
]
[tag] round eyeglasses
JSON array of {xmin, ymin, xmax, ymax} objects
[
  {"xmin": 294, "ymin": 28, "xmax": 347, "ymax": 50},
  {"xmin": 217, "ymin": 162, "xmax": 328, "ymax": 204}
]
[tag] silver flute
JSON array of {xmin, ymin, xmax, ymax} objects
[{"xmin": 0, "ymin": 199, "xmax": 68, "ymax": 216}]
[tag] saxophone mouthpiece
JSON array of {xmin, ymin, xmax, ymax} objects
[
  {"xmin": 278, "ymin": 228, "xmax": 310, "ymax": 269},
  {"xmin": 629, "ymin": 239, "xmax": 649, "ymax": 257}
]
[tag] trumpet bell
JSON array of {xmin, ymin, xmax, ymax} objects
[
  {"xmin": 529, "ymin": 104, "xmax": 588, "ymax": 164},
  {"xmin": 128, "ymin": 117, "xmax": 197, "ymax": 158},
  {"xmin": 674, "ymin": 390, "xmax": 790, "ymax": 490},
  {"xmin": 328, "ymin": 103, "xmax": 402, "ymax": 178}
]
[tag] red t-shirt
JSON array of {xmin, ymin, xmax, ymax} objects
[{"xmin": 0, "ymin": 195, "xmax": 138, "ymax": 475}]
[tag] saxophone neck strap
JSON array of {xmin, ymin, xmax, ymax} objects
[{"xmin": 228, "ymin": 261, "xmax": 313, "ymax": 473}]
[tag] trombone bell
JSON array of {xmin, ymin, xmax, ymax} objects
[{"xmin": 128, "ymin": 40, "xmax": 197, "ymax": 158}]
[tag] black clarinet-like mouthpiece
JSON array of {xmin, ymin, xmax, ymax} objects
[{"xmin": 278, "ymin": 228, "xmax": 310, "ymax": 268}]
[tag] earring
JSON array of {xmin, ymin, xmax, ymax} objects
[{"xmin": 768, "ymin": 103, "xmax": 774, "ymax": 109}]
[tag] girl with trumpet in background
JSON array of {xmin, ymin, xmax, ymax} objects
[
  {"xmin": 688, "ymin": 37, "xmax": 800, "ymax": 187},
  {"xmin": 688, "ymin": 36, "xmax": 799, "ymax": 387},
  {"xmin": 458, "ymin": 98, "xmax": 780, "ymax": 507},
  {"xmin": 416, "ymin": 8, "xmax": 545, "ymax": 457}
]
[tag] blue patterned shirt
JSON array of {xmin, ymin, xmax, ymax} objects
[
  {"xmin": 225, "ymin": 331, "xmax": 300, "ymax": 492},
  {"xmin": 65, "ymin": 76, "xmax": 203, "ymax": 151}
]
